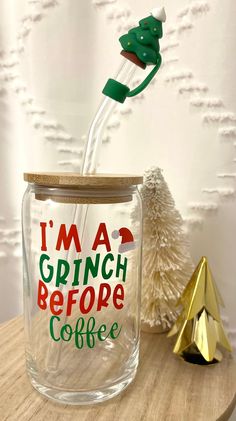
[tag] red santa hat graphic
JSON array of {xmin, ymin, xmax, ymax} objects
[{"xmin": 112, "ymin": 227, "xmax": 135, "ymax": 253}]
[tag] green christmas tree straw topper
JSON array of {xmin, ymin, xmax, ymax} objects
[{"xmin": 103, "ymin": 7, "xmax": 166, "ymax": 103}]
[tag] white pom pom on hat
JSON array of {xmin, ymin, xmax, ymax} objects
[
  {"xmin": 112, "ymin": 230, "xmax": 120, "ymax": 239},
  {"xmin": 151, "ymin": 7, "xmax": 166, "ymax": 22}
]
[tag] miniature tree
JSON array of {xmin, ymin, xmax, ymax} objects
[
  {"xmin": 168, "ymin": 256, "xmax": 232, "ymax": 363},
  {"xmin": 138, "ymin": 167, "xmax": 193, "ymax": 332},
  {"xmin": 119, "ymin": 8, "xmax": 166, "ymax": 66}
]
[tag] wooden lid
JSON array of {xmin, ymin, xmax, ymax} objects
[
  {"xmin": 34, "ymin": 193, "xmax": 133, "ymax": 204},
  {"xmin": 24, "ymin": 172, "xmax": 143, "ymax": 188}
]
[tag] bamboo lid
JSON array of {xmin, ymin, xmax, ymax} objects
[{"xmin": 24, "ymin": 172, "xmax": 143, "ymax": 189}]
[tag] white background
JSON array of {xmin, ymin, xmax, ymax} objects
[{"xmin": 0, "ymin": 0, "xmax": 235, "ymax": 417}]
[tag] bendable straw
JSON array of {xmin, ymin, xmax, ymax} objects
[{"xmin": 46, "ymin": 59, "xmax": 138, "ymax": 372}]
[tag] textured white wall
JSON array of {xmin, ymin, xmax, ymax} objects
[
  {"xmin": 0, "ymin": 1, "xmax": 235, "ymax": 417},
  {"xmin": 0, "ymin": 0, "xmax": 235, "ymax": 361}
]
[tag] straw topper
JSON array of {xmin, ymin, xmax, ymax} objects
[{"xmin": 102, "ymin": 7, "xmax": 166, "ymax": 104}]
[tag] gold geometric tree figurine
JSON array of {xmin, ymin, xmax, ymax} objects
[{"xmin": 168, "ymin": 256, "xmax": 232, "ymax": 363}]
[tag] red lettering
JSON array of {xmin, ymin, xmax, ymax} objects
[
  {"xmin": 113, "ymin": 284, "xmax": 124, "ymax": 310},
  {"xmin": 56, "ymin": 224, "xmax": 81, "ymax": 252},
  {"xmin": 37, "ymin": 281, "xmax": 124, "ymax": 316},
  {"xmin": 37, "ymin": 280, "xmax": 48, "ymax": 310},
  {"xmin": 50, "ymin": 291, "xmax": 64, "ymax": 316},
  {"xmin": 66, "ymin": 289, "xmax": 79, "ymax": 316},
  {"xmin": 80, "ymin": 287, "xmax": 95, "ymax": 314},
  {"xmin": 40, "ymin": 222, "xmax": 47, "ymax": 251},
  {"xmin": 97, "ymin": 283, "xmax": 111, "ymax": 311},
  {"xmin": 92, "ymin": 223, "xmax": 111, "ymax": 252}
]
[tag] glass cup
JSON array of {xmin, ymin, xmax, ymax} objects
[{"xmin": 22, "ymin": 172, "xmax": 143, "ymax": 405}]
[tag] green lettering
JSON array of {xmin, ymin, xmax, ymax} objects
[
  {"xmin": 50, "ymin": 315, "xmax": 60, "ymax": 341},
  {"xmin": 39, "ymin": 253, "xmax": 53, "ymax": 283},
  {"xmin": 101, "ymin": 253, "xmax": 114, "ymax": 280},
  {"xmin": 55, "ymin": 259, "xmax": 70, "ymax": 287},
  {"xmin": 97, "ymin": 324, "xmax": 107, "ymax": 341},
  {"xmin": 110, "ymin": 322, "xmax": 122, "ymax": 339},
  {"xmin": 116, "ymin": 254, "xmax": 127, "ymax": 283},
  {"xmin": 61, "ymin": 324, "xmax": 73, "ymax": 341},
  {"xmin": 72, "ymin": 259, "xmax": 82, "ymax": 286},
  {"xmin": 86, "ymin": 317, "xmax": 96, "ymax": 348},
  {"xmin": 83, "ymin": 254, "xmax": 100, "ymax": 285},
  {"xmin": 75, "ymin": 317, "xmax": 85, "ymax": 349}
]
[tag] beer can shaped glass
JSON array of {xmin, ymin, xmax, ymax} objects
[{"xmin": 22, "ymin": 173, "xmax": 143, "ymax": 405}]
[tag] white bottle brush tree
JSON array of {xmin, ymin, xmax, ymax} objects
[{"xmin": 139, "ymin": 167, "xmax": 193, "ymax": 332}]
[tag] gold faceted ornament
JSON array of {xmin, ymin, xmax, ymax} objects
[{"xmin": 168, "ymin": 256, "xmax": 232, "ymax": 364}]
